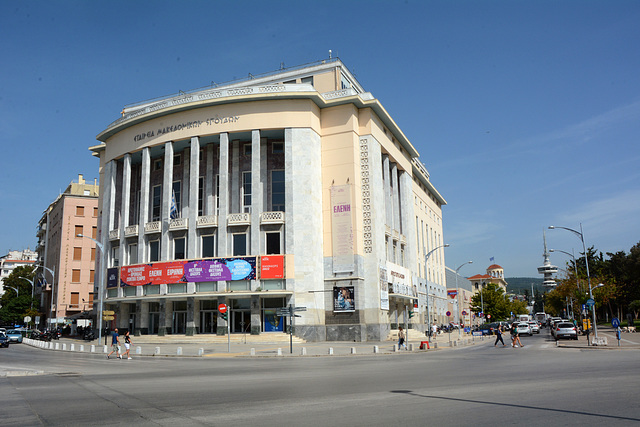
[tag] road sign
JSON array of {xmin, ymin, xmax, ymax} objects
[
  {"xmin": 612, "ymin": 317, "xmax": 620, "ymax": 328},
  {"xmin": 103, "ymin": 310, "xmax": 115, "ymax": 315},
  {"xmin": 24, "ymin": 316, "xmax": 32, "ymax": 323},
  {"xmin": 103, "ymin": 315, "xmax": 114, "ymax": 321},
  {"xmin": 462, "ymin": 310, "xmax": 467, "ymax": 316},
  {"xmin": 487, "ymin": 314, "xmax": 491, "ymax": 319},
  {"xmin": 586, "ymin": 298, "xmax": 595, "ymax": 307},
  {"xmin": 218, "ymin": 304, "xmax": 228, "ymax": 314},
  {"xmin": 446, "ymin": 311, "xmax": 451, "ymax": 317}
]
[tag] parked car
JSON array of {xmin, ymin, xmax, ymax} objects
[
  {"xmin": 528, "ymin": 321, "xmax": 540, "ymax": 334},
  {"xmin": 550, "ymin": 319, "xmax": 571, "ymax": 337},
  {"xmin": 5, "ymin": 330, "xmax": 23, "ymax": 343},
  {"xmin": 516, "ymin": 322, "xmax": 532, "ymax": 336},
  {"xmin": 553, "ymin": 322, "xmax": 578, "ymax": 340},
  {"xmin": 476, "ymin": 323, "xmax": 498, "ymax": 335},
  {"xmin": 0, "ymin": 333, "xmax": 9, "ymax": 348}
]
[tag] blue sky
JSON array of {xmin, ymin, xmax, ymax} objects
[{"xmin": 1, "ymin": 1, "xmax": 639, "ymax": 278}]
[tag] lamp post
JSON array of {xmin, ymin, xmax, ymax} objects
[
  {"xmin": 18, "ymin": 275, "xmax": 37, "ymax": 311},
  {"xmin": 34, "ymin": 264, "xmax": 56, "ymax": 328},
  {"xmin": 549, "ymin": 224, "xmax": 597, "ymax": 341},
  {"xmin": 425, "ymin": 243, "xmax": 450, "ymax": 342},
  {"xmin": 549, "ymin": 249, "xmax": 580, "ymax": 292},
  {"xmin": 78, "ymin": 233, "xmax": 106, "ymax": 344},
  {"xmin": 454, "ymin": 261, "xmax": 473, "ymax": 337}
]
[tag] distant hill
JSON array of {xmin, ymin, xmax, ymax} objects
[{"xmin": 505, "ymin": 277, "xmax": 545, "ymax": 294}]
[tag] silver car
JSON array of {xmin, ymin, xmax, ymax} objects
[
  {"xmin": 528, "ymin": 321, "xmax": 540, "ymax": 334},
  {"xmin": 516, "ymin": 322, "xmax": 532, "ymax": 336},
  {"xmin": 553, "ymin": 322, "xmax": 578, "ymax": 340}
]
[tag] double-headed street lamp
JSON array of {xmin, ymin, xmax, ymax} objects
[
  {"xmin": 454, "ymin": 261, "xmax": 473, "ymax": 337},
  {"xmin": 425, "ymin": 243, "xmax": 450, "ymax": 342},
  {"xmin": 549, "ymin": 224, "xmax": 598, "ymax": 341},
  {"xmin": 34, "ymin": 264, "xmax": 56, "ymax": 328},
  {"xmin": 77, "ymin": 233, "xmax": 106, "ymax": 343},
  {"xmin": 549, "ymin": 248, "xmax": 579, "ymax": 291},
  {"xmin": 18, "ymin": 275, "xmax": 38, "ymax": 311}
]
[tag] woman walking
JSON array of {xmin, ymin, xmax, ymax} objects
[{"xmin": 122, "ymin": 330, "xmax": 134, "ymax": 359}]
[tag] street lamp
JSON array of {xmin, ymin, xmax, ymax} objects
[
  {"xmin": 549, "ymin": 224, "xmax": 598, "ymax": 341},
  {"xmin": 78, "ymin": 233, "xmax": 106, "ymax": 343},
  {"xmin": 549, "ymin": 249, "xmax": 580, "ymax": 292},
  {"xmin": 425, "ymin": 243, "xmax": 450, "ymax": 342},
  {"xmin": 454, "ymin": 261, "xmax": 473, "ymax": 337},
  {"xmin": 18, "ymin": 275, "xmax": 37, "ymax": 311},
  {"xmin": 34, "ymin": 264, "xmax": 56, "ymax": 328},
  {"xmin": 4, "ymin": 285, "xmax": 19, "ymax": 297}
]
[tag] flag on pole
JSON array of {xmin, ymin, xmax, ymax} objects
[
  {"xmin": 489, "ymin": 257, "xmax": 495, "ymax": 262},
  {"xmin": 170, "ymin": 190, "xmax": 179, "ymax": 219}
]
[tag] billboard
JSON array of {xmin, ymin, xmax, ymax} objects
[
  {"xmin": 260, "ymin": 255, "xmax": 284, "ymax": 279},
  {"xmin": 334, "ymin": 286, "xmax": 355, "ymax": 312}
]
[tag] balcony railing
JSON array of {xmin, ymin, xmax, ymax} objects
[
  {"xmin": 124, "ymin": 225, "xmax": 139, "ymax": 237},
  {"xmin": 260, "ymin": 211, "xmax": 285, "ymax": 224},
  {"xmin": 109, "ymin": 229, "xmax": 120, "ymax": 241},
  {"xmin": 144, "ymin": 221, "xmax": 161, "ymax": 234},
  {"xmin": 228, "ymin": 212, "xmax": 250, "ymax": 226},
  {"xmin": 169, "ymin": 217, "xmax": 188, "ymax": 231},
  {"xmin": 197, "ymin": 215, "xmax": 218, "ymax": 228}
]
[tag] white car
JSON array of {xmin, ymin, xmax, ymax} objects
[
  {"xmin": 528, "ymin": 321, "xmax": 540, "ymax": 334},
  {"xmin": 516, "ymin": 322, "xmax": 532, "ymax": 336}
]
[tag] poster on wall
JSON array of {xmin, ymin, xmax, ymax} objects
[
  {"xmin": 334, "ymin": 286, "xmax": 355, "ymax": 312},
  {"xmin": 106, "ymin": 267, "xmax": 119, "ymax": 288},
  {"xmin": 380, "ymin": 266, "xmax": 389, "ymax": 310},
  {"xmin": 263, "ymin": 309, "xmax": 284, "ymax": 332},
  {"xmin": 330, "ymin": 185, "xmax": 354, "ymax": 273},
  {"xmin": 260, "ymin": 255, "xmax": 284, "ymax": 279}
]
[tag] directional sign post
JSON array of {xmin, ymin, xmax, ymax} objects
[{"xmin": 277, "ymin": 305, "xmax": 306, "ymax": 353}]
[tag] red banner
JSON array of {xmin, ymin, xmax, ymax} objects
[
  {"xmin": 121, "ymin": 261, "xmax": 187, "ymax": 286},
  {"xmin": 260, "ymin": 255, "xmax": 284, "ymax": 279}
]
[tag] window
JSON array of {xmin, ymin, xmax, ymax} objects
[
  {"xmin": 266, "ymin": 231, "xmax": 281, "ymax": 254},
  {"xmin": 88, "ymin": 293, "xmax": 94, "ymax": 305},
  {"xmin": 243, "ymin": 144, "xmax": 252, "ymax": 156},
  {"xmin": 153, "ymin": 159, "xmax": 162, "ymax": 171},
  {"xmin": 198, "ymin": 177, "xmax": 204, "ymax": 216},
  {"xmin": 174, "ymin": 237, "xmax": 186, "ymax": 260},
  {"xmin": 70, "ymin": 292, "xmax": 79, "ymax": 308},
  {"xmin": 232, "ymin": 233, "xmax": 247, "ymax": 256},
  {"xmin": 92, "ymin": 226, "xmax": 97, "ymax": 239},
  {"xmin": 128, "ymin": 243, "xmax": 138, "ymax": 265},
  {"xmin": 151, "ymin": 185, "xmax": 162, "ymax": 221},
  {"xmin": 172, "ymin": 181, "xmax": 181, "ymax": 217},
  {"xmin": 93, "ymin": 207, "xmax": 98, "ymax": 217},
  {"xmin": 89, "ymin": 270, "xmax": 95, "ymax": 283},
  {"xmin": 76, "ymin": 206, "xmax": 84, "ymax": 216},
  {"xmin": 173, "ymin": 153, "xmax": 181, "ymax": 166},
  {"xmin": 242, "ymin": 172, "xmax": 251, "ymax": 213},
  {"xmin": 75, "ymin": 225, "xmax": 83, "ymax": 237},
  {"xmin": 72, "ymin": 269, "xmax": 81, "ymax": 283},
  {"xmin": 91, "ymin": 247, "xmax": 96, "ymax": 261},
  {"xmin": 301, "ymin": 76, "xmax": 313, "ymax": 86},
  {"xmin": 201, "ymin": 235, "xmax": 215, "ymax": 258},
  {"xmin": 272, "ymin": 142, "xmax": 284, "ymax": 154},
  {"xmin": 124, "ymin": 286, "xmax": 136, "ymax": 297},
  {"xmin": 111, "ymin": 246, "xmax": 119, "ymax": 267},
  {"xmin": 271, "ymin": 170, "xmax": 285, "ymax": 211},
  {"xmin": 73, "ymin": 247, "xmax": 82, "ymax": 261},
  {"xmin": 149, "ymin": 240, "xmax": 160, "ymax": 262}
]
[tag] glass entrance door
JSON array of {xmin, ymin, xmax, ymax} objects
[
  {"xmin": 232, "ymin": 310, "xmax": 250, "ymax": 333},
  {"xmin": 148, "ymin": 313, "xmax": 159, "ymax": 334},
  {"xmin": 172, "ymin": 312, "xmax": 186, "ymax": 334},
  {"xmin": 200, "ymin": 311, "xmax": 217, "ymax": 334}
]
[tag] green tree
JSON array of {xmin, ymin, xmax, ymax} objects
[
  {"xmin": 470, "ymin": 283, "xmax": 511, "ymax": 321},
  {"xmin": 0, "ymin": 265, "xmax": 40, "ymax": 326}
]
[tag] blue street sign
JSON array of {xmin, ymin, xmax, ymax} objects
[
  {"xmin": 586, "ymin": 298, "xmax": 595, "ymax": 307},
  {"xmin": 612, "ymin": 317, "xmax": 620, "ymax": 328}
]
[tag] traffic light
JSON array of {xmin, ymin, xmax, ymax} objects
[
  {"xmin": 220, "ymin": 312, "xmax": 228, "ymax": 321},
  {"xmin": 408, "ymin": 310, "xmax": 414, "ymax": 319}
]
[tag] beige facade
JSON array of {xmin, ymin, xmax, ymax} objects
[
  {"xmin": 36, "ymin": 174, "xmax": 99, "ymax": 327},
  {"xmin": 91, "ymin": 59, "xmax": 446, "ymax": 341}
]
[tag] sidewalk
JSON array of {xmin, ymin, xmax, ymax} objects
[{"xmin": 555, "ymin": 326, "xmax": 640, "ymax": 349}]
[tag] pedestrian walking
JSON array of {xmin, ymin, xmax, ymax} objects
[
  {"xmin": 122, "ymin": 331, "xmax": 133, "ymax": 359},
  {"xmin": 511, "ymin": 324, "xmax": 524, "ymax": 348},
  {"xmin": 397, "ymin": 326, "xmax": 407, "ymax": 350},
  {"xmin": 107, "ymin": 328, "xmax": 121, "ymax": 359},
  {"xmin": 494, "ymin": 324, "xmax": 506, "ymax": 346}
]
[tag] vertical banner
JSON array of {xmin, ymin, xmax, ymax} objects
[
  {"xmin": 334, "ymin": 286, "xmax": 355, "ymax": 312},
  {"xmin": 330, "ymin": 185, "xmax": 354, "ymax": 273},
  {"xmin": 380, "ymin": 266, "xmax": 389, "ymax": 310},
  {"xmin": 106, "ymin": 267, "xmax": 119, "ymax": 288}
]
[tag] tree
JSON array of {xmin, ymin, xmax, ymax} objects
[
  {"xmin": 0, "ymin": 265, "xmax": 40, "ymax": 326},
  {"xmin": 470, "ymin": 283, "xmax": 511, "ymax": 321}
]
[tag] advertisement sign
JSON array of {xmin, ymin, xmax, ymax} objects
[
  {"xmin": 380, "ymin": 267, "xmax": 389, "ymax": 310},
  {"xmin": 260, "ymin": 255, "xmax": 284, "ymax": 279},
  {"xmin": 330, "ymin": 185, "xmax": 354, "ymax": 273},
  {"xmin": 334, "ymin": 286, "xmax": 355, "ymax": 312},
  {"xmin": 106, "ymin": 267, "xmax": 119, "ymax": 288},
  {"xmin": 263, "ymin": 309, "xmax": 284, "ymax": 332},
  {"xmin": 120, "ymin": 257, "xmax": 256, "ymax": 286}
]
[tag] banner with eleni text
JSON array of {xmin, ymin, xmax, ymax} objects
[{"xmin": 120, "ymin": 257, "xmax": 257, "ymax": 286}]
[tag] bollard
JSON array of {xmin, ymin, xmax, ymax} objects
[
  {"xmin": 177, "ymin": 347, "xmax": 182, "ymax": 356},
  {"xmin": 453, "ymin": 341, "xmax": 457, "ymax": 347},
  {"xmin": 277, "ymin": 348, "xmax": 282, "ymax": 356},
  {"xmin": 433, "ymin": 342, "xmax": 438, "ymax": 349},
  {"xmin": 198, "ymin": 348, "xmax": 204, "ymax": 356},
  {"xmin": 55, "ymin": 343, "xmax": 60, "ymax": 350},
  {"xmin": 328, "ymin": 347, "xmax": 334, "ymax": 355},
  {"xmin": 70, "ymin": 344, "xmax": 75, "ymax": 352},
  {"xmin": 103, "ymin": 345, "xmax": 108, "ymax": 353},
  {"xmin": 250, "ymin": 348, "xmax": 255, "ymax": 356},
  {"xmin": 91, "ymin": 345, "xmax": 96, "ymax": 353},
  {"xmin": 154, "ymin": 347, "xmax": 161, "ymax": 355},
  {"xmin": 394, "ymin": 344, "xmax": 399, "ymax": 352},
  {"xmin": 136, "ymin": 346, "xmax": 142, "ymax": 355},
  {"xmin": 373, "ymin": 345, "xmax": 379, "ymax": 354},
  {"xmin": 301, "ymin": 347, "xmax": 307, "ymax": 356},
  {"xmin": 408, "ymin": 343, "xmax": 414, "ymax": 351},
  {"xmin": 351, "ymin": 347, "xmax": 356, "ymax": 354},
  {"xmin": 79, "ymin": 345, "xmax": 84, "ymax": 352}
]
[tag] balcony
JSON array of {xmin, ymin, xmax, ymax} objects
[
  {"xmin": 169, "ymin": 217, "xmax": 188, "ymax": 231},
  {"xmin": 124, "ymin": 225, "xmax": 139, "ymax": 237},
  {"xmin": 37, "ymin": 224, "xmax": 47, "ymax": 236},
  {"xmin": 109, "ymin": 229, "xmax": 120, "ymax": 241},
  {"xmin": 260, "ymin": 211, "xmax": 285, "ymax": 225},
  {"xmin": 227, "ymin": 212, "xmax": 250, "ymax": 226},
  {"xmin": 197, "ymin": 215, "xmax": 218, "ymax": 228},
  {"xmin": 144, "ymin": 221, "xmax": 161, "ymax": 234}
]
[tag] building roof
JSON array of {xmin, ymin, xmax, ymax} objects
[
  {"xmin": 487, "ymin": 264, "xmax": 503, "ymax": 270},
  {"xmin": 467, "ymin": 274, "xmax": 491, "ymax": 280}
]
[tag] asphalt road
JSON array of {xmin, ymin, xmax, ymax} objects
[{"xmin": 1, "ymin": 332, "xmax": 639, "ymax": 426}]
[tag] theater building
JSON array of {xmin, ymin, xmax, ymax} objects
[{"xmin": 91, "ymin": 58, "xmax": 447, "ymax": 341}]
